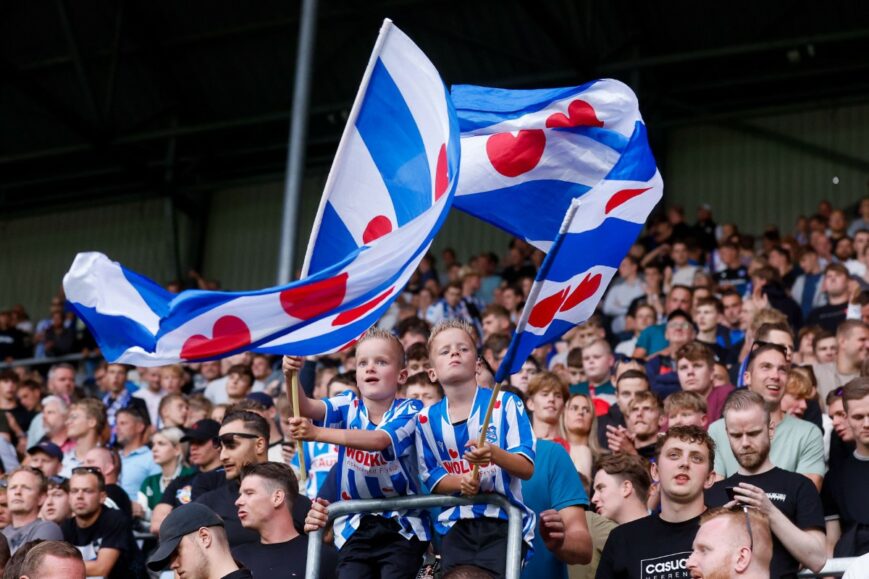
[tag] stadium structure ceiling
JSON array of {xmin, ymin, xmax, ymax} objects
[{"xmin": 2, "ymin": 0, "xmax": 869, "ymax": 216}]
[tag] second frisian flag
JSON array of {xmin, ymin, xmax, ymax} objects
[
  {"xmin": 62, "ymin": 20, "xmax": 461, "ymax": 365},
  {"xmin": 450, "ymin": 82, "xmax": 663, "ymax": 380}
]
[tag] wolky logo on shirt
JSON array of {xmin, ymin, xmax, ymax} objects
[
  {"xmin": 345, "ymin": 447, "xmax": 400, "ymax": 476},
  {"xmin": 640, "ymin": 551, "xmax": 691, "ymax": 579}
]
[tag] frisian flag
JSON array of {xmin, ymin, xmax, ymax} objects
[
  {"xmin": 494, "ymin": 123, "xmax": 662, "ymax": 380},
  {"xmin": 62, "ymin": 19, "xmax": 460, "ymax": 365},
  {"xmin": 452, "ymin": 79, "xmax": 643, "ymax": 251},
  {"xmin": 447, "ymin": 80, "xmax": 661, "ymax": 381}
]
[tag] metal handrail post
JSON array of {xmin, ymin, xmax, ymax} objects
[{"xmin": 305, "ymin": 493, "xmax": 524, "ymax": 579}]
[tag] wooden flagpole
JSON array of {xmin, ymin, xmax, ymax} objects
[{"xmin": 291, "ymin": 371, "xmax": 308, "ymax": 484}]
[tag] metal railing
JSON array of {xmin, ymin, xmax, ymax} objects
[
  {"xmin": 0, "ymin": 351, "xmax": 99, "ymax": 369},
  {"xmin": 305, "ymin": 493, "xmax": 524, "ymax": 579},
  {"xmin": 797, "ymin": 557, "xmax": 858, "ymax": 577}
]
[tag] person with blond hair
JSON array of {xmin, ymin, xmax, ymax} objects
[
  {"xmin": 137, "ymin": 428, "xmax": 195, "ymax": 522},
  {"xmin": 563, "ymin": 393, "xmax": 599, "ymax": 480},
  {"xmin": 526, "ymin": 372, "xmax": 570, "ymax": 450}
]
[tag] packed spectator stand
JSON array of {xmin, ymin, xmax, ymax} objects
[{"xmin": 1, "ymin": 197, "xmax": 869, "ymax": 578}]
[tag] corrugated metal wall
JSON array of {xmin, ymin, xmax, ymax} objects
[
  {"xmin": 665, "ymin": 103, "xmax": 869, "ymax": 235},
  {"xmin": 0, "ymin": 198, "xmax": 183, "ymax": 321}
]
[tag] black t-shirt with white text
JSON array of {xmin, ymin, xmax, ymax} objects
[
  {"xmin": 822, "ymin": 452, "xmax": 869, "ymax": 557},
  {"xmin": 596, "ymin": 513, "xmax": 699, "ymax": 579},
  {"xmin": 61, "ymin": 507, "xmax": 142, "ymax": 579},
  {"xmin": 232, "ymin": 535, "xmax": 338, "ymax": 579},
  {"xmin": 706, "ymin": 467, "xmax": 825, "ymax": 578}
]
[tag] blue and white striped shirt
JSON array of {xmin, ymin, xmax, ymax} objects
[
  {"xmin": 291, "ymin": 441, "xmax": 339, "ymax": 500},
  {"xmin": 415, "ymin": 387, "xmax": 537, "ymax": 548},
  {"xmin": 320, "ymin": 391, "xmax": 430, "ymax": 548}
]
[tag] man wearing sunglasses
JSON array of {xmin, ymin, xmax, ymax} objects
[
  {"xmin": 705, "ymin": 390, "xmax": 827, "ymax": 578},
  {"xmin": 709, "ymin": 343, "xmax": 826, "ymax": 491},
  {"xmin": 686, "ymin": 507, "xmax": 773, "ymax": 579},
  {"xmin": 192, "ymin": 411, "xmax": 310, "ymax": 548}
]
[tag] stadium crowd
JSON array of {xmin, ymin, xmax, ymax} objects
[{"xmin": 0, "ymin": 197, "xmax": 868, "ymax": 578}]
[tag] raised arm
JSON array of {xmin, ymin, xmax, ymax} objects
[
  {"xmin": 282, "ymin": 356, "xmax": 326, "ymax": 421},
  {"xmin": 288, "ymin": 417, "xmax": 391, "ymax": 451}
]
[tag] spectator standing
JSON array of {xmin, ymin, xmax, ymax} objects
[
  {"xmin": 708, "ymin": 344, "xmax": 825, "ymax": 489},
  {"xmin": 232, "ymin": 462, "xmax": 337, "ymax": 579},
  {"xmin": 60, "ymin": 399, "xmax": 105, "ymax": 477},
  {"xmin": 147, "ymin": 503, "xmax": 251, "ymax": 578},
  {"xmin": 806, "ymin": 263, "xmax": 850, "ymax": 332},
  {"xmin": 822, "ymin": 378, "xmax": 869, "ymax": 558},
  {"xmin": 116, "ymin": 408, "xmax": 160, "ymax": 501},
  {"xmin": 61, "ymin": 467, "xmax": 142, "ymax": 579},
  {"xmin": 2, "ymin": 467, "xmax": 63, "ymax": 553},
  {"xmin": 596, "ymin": 426, "xmax": 717, "ymax": 579},
  {"xmin": 705, "ymin": 390, "xmax": 826, "ymax": 577},
  {"xmin": 813, "ymin": 320, "xmax": 868, "ymax": 409}
]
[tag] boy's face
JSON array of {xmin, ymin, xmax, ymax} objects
[
  {"xmin": 226, "ymin": 373, "xmax": 252, "ymax": 398},
  {"xmin": 405, "ymin": 384, "xmax": 442, "ymax": 407},
  {"xmin": 627, "ymin": 400, "xmax": 662, "ymax": 439},
  {"xmin": 668, "ymin": 408, "xmax": 706, "ymax": 429},
  {"xmin": 814, "ymin": 337, "xmax": 837, "ymax": 363},
  {"xmin": 407, "ymin": 359, "xmax": 431, "ymax": 376},
  {"xmin": 528, "ymin": 388, "xmax": 564, "ymax": 425},
  {"xmin": 567, "ymin": 365, "xmax": 585, "ymax": 385},
  {"xmin": 356, "ymin": 338, "xmax": 407, "ymax": 401},
  {"xmin": 582, "ymin": 343, "xmax": 612, "ymax": 383},
  {"xmin": 573, "ymin": 326, "xmax": 601, "ymax": 349},
  {"xmin": 652, "ymin": 437, "xmax": 713, "ymax": 503},
  {"xmin": 616, "ymin": 377, "xmax": 648, "ymax": 416},
  {"xmin": 676, "ymin": 358, "xmax": 713, "ymax": 396},
  {"xmin": 693, "ymin": 305, "xmax": 718, "ymax": 332},
  {"xmin": 712, "ymin": 363, "xmax": 730, "ymax": 387},
  {"xmin": 429, "ymin": 328, "xmax": 477, "ymax": 387}
]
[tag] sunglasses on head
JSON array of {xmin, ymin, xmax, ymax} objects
[
  {"xmin": 212, "ymin": 432, "xmax": 261, "ymax": 450},
  {"xmin": 728, "ymin": 504, "xmax": 755, "ymax": 552},
  {"xmin": 71, "ymin": 466, "xmax": 102, "ymax": 476}
]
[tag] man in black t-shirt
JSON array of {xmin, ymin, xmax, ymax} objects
[
  {"xmin": 823, "ymin": 379, "xmax": 869, "ymax": 557},
  {"xmin": 232, "ymin": 462, "xmax": 337, "ymax": 578},
  {"xmin": 596, "ymin": 425, "xmax": 717, "ymax": 579},
  {"xmin": 61, "ymin": 467, "xmax": 142, "ymax": 579},
  {"xmin": 147, "ymin": 503, "xmax": 252, "ymax": 578},
  {"xmin": 705, "ymin": 390, "xmax": 826, "ymax": 578},
  {"xmin": 82, "ymin": 447, "xmax": 133, "ymax": 520}
]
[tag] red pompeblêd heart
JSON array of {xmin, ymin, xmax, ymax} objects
[
  {"xmin": 485, "ymin": 130, "xmax": 546, "ymax": 178},
  {"xmin": 494, "ymin": 400, "xmax": 501, "ymax": 409},
  {"xmin": 419, "ymin": 415, "xmax": 428, "ymax": 424},
  {"xmin": 180, "ymin": 315, "xmax": 251, "ymax": 361},
  {"xmin": 528, "ymin": 286, "xmax": 571, "ymax": 328},
  {"xmin": 280, "ymin": 273, "xmax": 348, "ymax": 320},
  {"xmin": 435, "ymin": 143, "xmax": 449, "ymax": 200},
  {"xmin": 448, "ymin": 448, "xmax": 459, "ymax": 458},
  {"xmin": 341, "ymin": 491, "xmax": 351, "ymax": 500},
  {"xmin": 560, "ymin": 273, "xmax": 602, "ymax": 312},
  {"xmin": 332, "ymin": 287, "xmax": 393, "ymax": 326},
  {"xmin": 605, "ymin": 187, "xmax": 651, "ymax": 214},
  {"xmin": 362, "ymin": 215, "xmax": 393, "ymax": 244},
  {"xmin": 545, "ymin": 99, "xmax": 604, "ymax": 129}
]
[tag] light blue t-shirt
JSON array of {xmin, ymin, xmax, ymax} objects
[
  {"xmin": 520, "ymin": 440, "xmax": 589, "ymax": 579},
  {"xmin": 119, "ymin": 445, "xmax": 161, "ymax": 500},
  {"xmin": 635, "ymin": 323, "xmax": 668, "ymax": 356}
]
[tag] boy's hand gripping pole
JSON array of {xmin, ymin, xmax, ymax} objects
[
  {"xmin": 471, "ymin": 383, "xmax": 501, "ymax": 477},
  {"xmin": 291, "ymin": 372, "xmax": 308, "ymax": 485}
]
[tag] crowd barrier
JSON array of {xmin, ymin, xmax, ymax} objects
[
  {"xmin": 305, "ymin": 493, "xmax": 524, "ymax": 579},
  {"xmin": 797, "ymin": 558, "xmax": 858, "ymax": 577},
  {"xmin": 0, "ymin": 351, "xmax": 99, "ymax": 370}
]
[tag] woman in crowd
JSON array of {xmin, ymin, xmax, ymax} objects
[
  {"xmin": 563, "ymin": 392, "xmax": 599, "ymax": 482},
  {"xmin": 136, "ymin": 427, "xmax": 194, "ymax": 522}
]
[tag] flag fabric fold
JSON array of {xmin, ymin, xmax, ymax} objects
[
  {"xmin": 491, "ymin": 120, "xmax": 663, "ymax": 382},
  {"xmin": 452, "ymin": 79, "xmax": 644, "ymax": 251},
  {"xmin": 63, "ymin": 20, "xmax": 460, "ymax": 366}
]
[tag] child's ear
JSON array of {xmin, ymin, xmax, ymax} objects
[
  {"xmin": 427, "ymin": 367, "xmax": 438, "ymax": 383},
  {"xmin": 397, "ymin": 367, "xmax": 408, "ymax": 385}
]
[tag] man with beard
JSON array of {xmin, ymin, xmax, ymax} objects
[
  {"xmin": 596, "ymin": 426, "xmax": 716, "ymax": 579},
  {"xmin": 686, "ymin": 507, "xmax": 773, "ymax": 579},
  {"xmin": 705, "ymin": 390, "xmax": 826, "ymax": 578},
  {"xmin": 708, "ymin": 344, "xmax": 825, "ymax": 490}
]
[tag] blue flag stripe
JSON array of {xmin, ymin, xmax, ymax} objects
[
  {"xmin": 606, "ymin": 122, "xmax": 656, "ymax": 181},
  {"xmin": 356, "ymin": 59, "xmax": 432, "ymax": 226},
  {"xmin": 455, "ymin": 180, "xmax": 591, "ymax": 244},
  {"xmin": 451, "ymin": 81, "xmax": 599, "ymax": 132},
  {"xmin": 546, "ymin": 218, "xmax": 643, "ymax": 282},
  {"xmin": 308, "ymin": 201, "xmax": 360, "ymax": 277}
]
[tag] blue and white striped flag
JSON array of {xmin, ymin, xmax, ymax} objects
[{"xmin": 63, "ymin": 19, "xmax": 460, "ymax": 365}]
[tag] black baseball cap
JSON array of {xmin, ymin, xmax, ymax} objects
[
  {"xmin": 26, "ymin": 441, "xmax": 63, "ymax": 462},
  {"xmin": 147, "ymin": 503, "xmax": 224, "ymax": 571},
  {"xmin": 181, "ymin": 419, "xmax": 221, "ymax": 443},
  {"xmin": 246, "ymin": 392, "xmax": 274, "ymax": 409}
]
